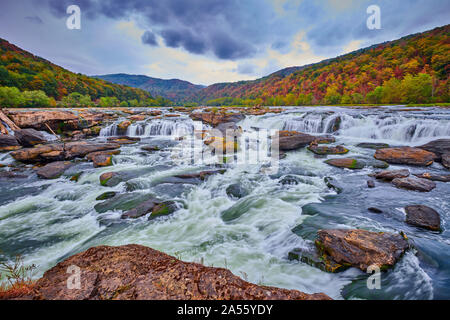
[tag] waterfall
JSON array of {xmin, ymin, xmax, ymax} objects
[{"xmin": 100, "ymin": 119, "xmax": 195, "ymax": 137}]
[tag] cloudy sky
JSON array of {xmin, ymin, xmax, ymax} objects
[{"xmin": 0, "ymin": 0, "xmax": 449, "ymax": 85}]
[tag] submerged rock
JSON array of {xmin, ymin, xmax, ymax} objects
[
  {"xmin": 367, "ymin": 180, "xmax": 375, "ymax": 188},
  {"xmin": 373, "ymin": 169, "xmax": 410, "ymax": 181},
  {"xmin": 36, "ymin": 161, "xmax": 74, "ymax": 179},
  {"xmin": 226, "ymin": 183, "xmax": 249, "ymax": 199},
  {"xmin": 405, "ymin": 205, "xmax": 441, "ymax": 231},
  {"xmin": 96, "ymin": 191, "xmax": 117, "ymax": 201},
  {"xmin": 392, "ymin": 176, "xmax": 436, "ymax": 192},
  {"xmin": 374, "ymin": 147, "xmax": 436, "ymax": 166},
  {"xmin": 99, "ymin": 172, "xmax": 122, "ymax": 187},
  {"xmin": 357, "ymin": 143, "xmax": 390, "ymax": 150},
  {"xmin": 324, "ymin": 177, "xmax": 343, "ymax": 193},
  {"xmin": 94, "ymin": 193, "xmax": 153, "ymax": 214},
  {"xmin": 20, "ymin": 244, "xmax": 330, "ymax": 300},
  {"xmin": 141, "ymin": 145, "xmax": 160, "ymax": 152},
  {"xmin": 316, "ymin": 229, "xmax": 409, "ymax": 272}
]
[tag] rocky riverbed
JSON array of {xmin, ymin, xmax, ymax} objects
[{"xmin": 0, "ymin": 106, "xmax": 449, "ymax": 300}]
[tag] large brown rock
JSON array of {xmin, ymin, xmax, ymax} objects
[
  {"xmin": 11, "ymin": 142, "xmax": 121, "ymax": 163},
  {"xmin": 414, "ymin": 172, "xmax": 450, "ymax": 182},
  {"xmin": 6, "ymin": 110, "xmax": 77, "ymax": 130},
  {"xmin": 36, "ymin": 161, "xmax": 74, "ymax": 179},
  {"xmin": 392, "ymin": 176, "xmax": 436, "ymax": 192},
  {"xmin": 14, "ymin": 129, "xmax": 46, "ymax": 147},
  {"xmin": 11, "ymin": 144, "xmax": 64, "ymax": 163},
  {"xmin": 373, "ymin": 169, "xmax": 410, "ymax": 181},
  {"xmin": 0, "ymin": 134, "xmax": 21, "ymax": 152},
  {"xmin": 325, "ymin": 158, "xmax": 365, "ymax": 169},
  {"xmin": 418, "ymin": 139, "xmax": 450, "ymax": 161},
  {"xmin": 190, "ymin": 112, "xmax": 244, "ymax": 127},
  {"xmin": 64, "ymin": 141, "xmax": 120, "ymax": 159},
  {"xmin": 374, "ymin": 147, "xmax": 436, "ymax": 166},
  {"xmin": 24, "ymin": 245, "xmax": 330, "ymax": 300},
  {"xmin": 316, "ymin": 229, "xmax": 409, "ymax": 271},
  {"xmin": 405, "ymin": 205, "xmax": 441, "ymax": 231},
  {"xmin": 277, "ymin": 131, "xmax": 316, "ymax": 151}
]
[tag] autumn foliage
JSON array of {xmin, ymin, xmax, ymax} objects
[{"xmin": 194, "ymin": 25, "xmax": 449, "ymax": 106}]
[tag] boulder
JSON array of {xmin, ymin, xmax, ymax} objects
[
  {"xmin": 91, "ymin": 154, "xmax": 113, "ymax": 168},
  {"xmin": 308, "ymin": 144, "xmax": 349, "ymax": 155},
  {"xmin": 289, "ymin": 244, "xmax": 348, "ymax": 273},
  {"xmin": 99, "ymin": 172, "xmax": 122, "ymax": 187},
  {"xmin": 357, "ymin": 143, "xmax": 390, "ymax": 150},
  {"xmin": 11, "ymin": 144, "xmax": 64, "ymax": 163},
  {"xmin": 0, "ymin": 134, "xmax": 21, "ymax": 152},
  {"xmin": 443, "ymin": 154, "xmax": 450, "ymax": 169},
  {"xmin": 373, "ymin": 169, "xmax": 410, "ymax": 181},
  {"xmin": 405, "ymin": 205, "xmax": 441, "ymax": 231},
  {"xmin": 313, "ymin": 135, "xmax": 336, "ymax": 144},
  {"xmin": 418, "ymin": 139, "xmax": 450, "ymax": 161},
  {"xmin": 18, "ymin": 244, "xmax": 330, "ymax": 300},
  {"xmin": 6, "ymin": 110, "xmax": 78, "ymax": 130},
  {"xmin": 36, "ymin": 161, "xmax": 74, "ymax": 179},
  {"xmin": 64, "ymin": 141, "xmax": 121, "ymax": 159},
  {"xmin": 149, "ymin": 201, "xmax": 179, "ymax": 220},
  {"xmin": 86, "ymin": 150, "xmax": 121, "ymax": 162},
  {"xmin": 117, "ymin": 120, "xmax": 132, "ymax": 133},
  {"xmin": 121, "ymin": 199, "xmax": 159, "ymax": 219},
  {"xmin": 316, "ymin": 229, "xmax": 409, "ymax": 271},
  {"xmin": 277, "ymin": 131, "xmax": 316, "ymax": 151},
  {"xmin": 367, "ymin": 180, "xmax": 375, "ymax": 188},
  {"xmin": 141, "ymin": 145, "xmax": 160, "ymax": 152},
  {"xmin": 374, "ymin": 147, "xmax": 436, "ymax": 166},
  {"xmin": 226, "ymin": 183, "xmax": 249, "ymax": 199},
  {"xmin": 190, "ymin": 112, "xmax": 244, "ymax": 127},
  {"xmin": 368, "ymin": 207, "xmax": 383, "ymax": 214},
  {"xmin": 325, "ymin": 158, "xmax": 365, "ymax": 169},
  {"xmin": 94, "ymin": 193, "xmax": 152, "ymax": 214},
  {"xmin": 96, "ymin": 192, "xmax": 117, "ymax": 201},
  {"xmin": 414, "ymin": 173, "xmax": 450, "ymax": 183},
  {"xmin": 175, "ymin": 170, "xmax": 226, "ymax": 181},
  {"xmin": 392, "ymin": 176, "xmax": 436, "ymax": 192},
  {"xmin": 14, "ymin": 129, "xmax": 46, "ymax": 147}
]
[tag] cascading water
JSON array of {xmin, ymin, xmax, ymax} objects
[{"xmin": 1, "ymin": 106, "xmax": 449, "ymax": 300}]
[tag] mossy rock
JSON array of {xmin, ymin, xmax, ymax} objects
[
  {"xmin": 149, "ymin": 201, "xmax": 179, "ymax": 220},
  {"xmin": 96, "ymin": 191, "xmax": 117, "ymax": 201},
  {"xmin": 94, "ymin": 193, "xmax": 152, "ymax": 213}
]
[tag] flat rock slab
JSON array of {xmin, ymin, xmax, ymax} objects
[
  {"xmin": 36, "ymin": 161, "xmax": 74, "ymax": 179},
  {"xmin": 308, "ymin": 144, "xmax": 349, "ymax": 155},
  {"xmin": 14, "ymin": 129, "xmax": 46, "ymax": 147},
  {"xmin": 392, "ymin": 176, "xmax": 436, "ymax": 192},
  {"xmin": 374, "ymin": 147, "xmax": 436, "ymax": 166},
  {"xmin": 414, "ymin": 173, "xmax": 450, "ymax": 182},
  {"xmin": 316, "ymin": 229, "xmax": 409, "ymax": 271},
  {"xmin": 373, "ymin": 169, "xmax": 410, "ymax": 181},
  {"xmin": 357, "ymin": 143, "xmax": 390, "ymax": 150},
  {"xmin": 405, "ymin": 205, "xmax": 441, "ymax": 231},
  {"xmin": 17, "ymin": 245, "xmax": 331, "ymax": 300}
]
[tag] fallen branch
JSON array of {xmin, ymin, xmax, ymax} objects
[
  {"xmin": 0, "ymin": 109, "xmax": 21, "ymax": 131},
  {"xmin": 45, "ymin": 123, "xmax": 60, "ymax": 139}
]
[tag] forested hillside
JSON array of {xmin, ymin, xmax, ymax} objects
[
  {"xmin": 0, "ymin": 38, "xmax": 171, "ymax": 107},
  {"xmin": 95, "ymin": 74, "xmax": 204, "ymax": 104},
  {"xmin": 192, "ymin": 25, "xmax": 450, "ymax": 106}
]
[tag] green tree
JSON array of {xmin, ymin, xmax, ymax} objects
[
  {"xmin": 0, "ymin": 86, "xmax": 25, "ymax": 107},
  {"xmin": 22, "ymin": 90, "xmax": 51, "ymax": 107}
]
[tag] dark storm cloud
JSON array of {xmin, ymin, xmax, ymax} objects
[
  {"xmin": 141, "ymin": 30, "xmax": 158, "ymax": 46},
  {"xmin": 36, "ymin": 0, "xmax": 450, "ymax": 61},
  {"xmin": 40, "ymin": 0, "xmax": 273, "ymax": 60}
]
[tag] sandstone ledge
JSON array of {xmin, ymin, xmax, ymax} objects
[{"xmin": 12, "ymin": 244, "xmax": 331, "ymax": 300}]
